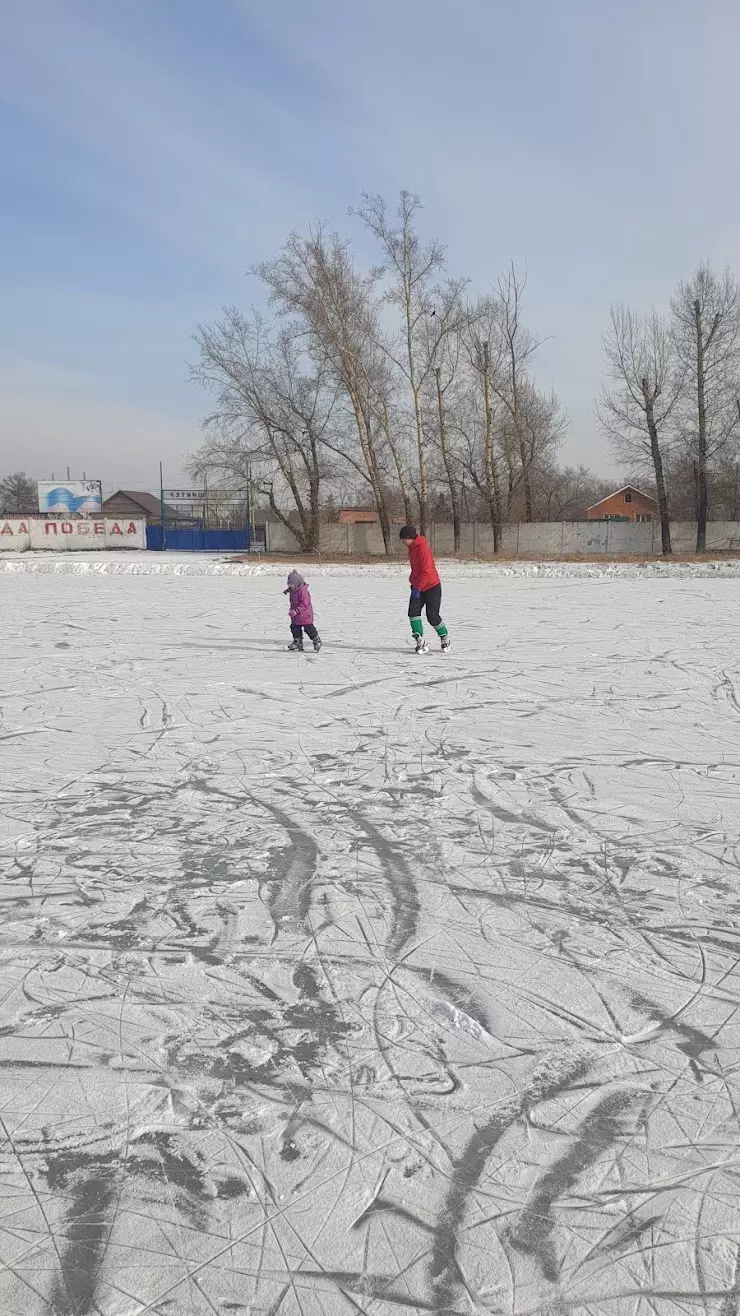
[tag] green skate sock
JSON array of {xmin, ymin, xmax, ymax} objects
[
  {"xmin": 410, "ymin": 617, "xmax": 424, "ymax": 638},
  {"xmin": 435, "ymin": 623, "xmax": 449, "ymax": 638}
]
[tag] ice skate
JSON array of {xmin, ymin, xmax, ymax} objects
[
  {"xmin": 287, "ymin": 638, "xmax": 304, "ymax": 652},
  {"xmin": 414, "ymin": 635, "xmax": 430, "ymax": 654},
  {"xmin": 440, "ymin": 635, "xmax": 451, "ymax": 652},
  {"xmin": 312, "ymin": 636, "xmax": 322, "ymax": 653}
]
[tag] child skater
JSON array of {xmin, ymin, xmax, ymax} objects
[
  {"xmin": 284, "ymin": 571, "xmax": 322, "ymax": 652},
  {"xmin": 399, "ymin": 525, "xmax": 451, "ymax": 654}
]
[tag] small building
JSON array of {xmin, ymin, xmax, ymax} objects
[
  {"xmin": 338, "ymin": 508, "xmax": 381, "ymax": 525},
  {"xmin": 586, "ymin": 485, "xmax": 658, "ymax": 523},
  {"xmin": 337, "ymin": 508, "xmax": 407, "ymax": 525},
  {"xmin": 102, "ymin": 490, "xmax": 179, "ymax": 526}
]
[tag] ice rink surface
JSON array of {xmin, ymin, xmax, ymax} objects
[{"xmin": 2, "ymin": 564, "xmax": 740, "ymax": 1314}]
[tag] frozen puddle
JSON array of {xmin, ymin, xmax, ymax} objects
[{"xmin": 1, "ymin": 570, "xmax": 740, "ymax": 1313}]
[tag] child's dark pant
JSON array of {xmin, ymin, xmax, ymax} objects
[
  {"xmin": 408, "ymin": 585, "xmax": 443, "ymax": 627},
  {"xmin": 291, "ymin": 623, "xmax": 319, "ymax": 642}
]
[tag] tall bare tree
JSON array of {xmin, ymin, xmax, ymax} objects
[
  {"xmin": 433, "ymin": 362, "xmax": 460, "ymax": 552},
  {"xmin": 513, "ymin": 383, "xmax": 566, "ymax": 518},
  {"xmin": 355, "ymin": 191, "xmax": 460, "ymax": 535},
  {"xmin": 256, "ymin": 227, "xmax": 396, "ymax": 550},
  {"xmin": 190, "ymin": 309, "xmax": 335, "ymax": 552},
  {"xmin": 0, "ymin": 471, "xmax": 36, "ymax": 515},
  {"xmin": 598, "ymin": 305, "xmax": 681, "ymax": 555},
  {"xmin": 423, "ymin": 284, "xmax": 470, "ymax": 552},
  {"xmin": 671, "ymin": 264, "xmax": 740, "ymax": 550},
  {"xmin": 458, "ymin": 297, "xmax": 505, "ymax": 550},
  {"xmin": 490, "ymin": 265, "xmax": 542, "ymax": 522}
]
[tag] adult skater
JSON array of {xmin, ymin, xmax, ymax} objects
[{"xmin": 399, "ymin": 525, "xmax": 451, "ymax": 654}]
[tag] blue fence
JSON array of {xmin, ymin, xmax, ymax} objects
[{"xmin": 146, "ymin": 526, "xmax": 251, "ymax": 552}]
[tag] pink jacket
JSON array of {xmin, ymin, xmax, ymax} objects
[{"xmin": 287, "ymin": 584, "xmax": 314, "ymax": 626}]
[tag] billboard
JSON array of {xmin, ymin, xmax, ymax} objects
[{"xmin": 38, "ymin": 480, "xmax": 102, "ymax": 516}]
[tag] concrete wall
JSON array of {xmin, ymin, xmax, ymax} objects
[
  {"xmin": 264, "ymin": 518, "xmax": 740, "ymax": 557},
  {"xmin": 0, "ymin": 518, "xmax": 147, "ymax": 552}
]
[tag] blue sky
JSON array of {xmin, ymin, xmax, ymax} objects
[{"xmin": 1, "ymin": 0, "xmax": 739, "ymax": 489}]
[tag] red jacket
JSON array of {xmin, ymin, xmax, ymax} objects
[{"xmin": 407, "ymin": 535, "xmax": 440, "ymax": 592}]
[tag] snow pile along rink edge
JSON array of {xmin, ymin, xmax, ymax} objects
[{"xmin": 3, "ymin": 551, "xmax": 740, "ymax": 579}]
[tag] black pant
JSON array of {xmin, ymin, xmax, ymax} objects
[
  {"xmin": 291, "ymin": 623, "xmax": 319, "ymax": 642},
  {"xmin": 408, "ymin": 585, "xmax": 443, "ymax": 627}
]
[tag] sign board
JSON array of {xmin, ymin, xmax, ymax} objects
[
  {"xmin": 38, "ymin": 480, "xmax": 102, "ymax": 516},
  {"xmin": 0, "ymin": 518, "xmax": 146, "ymax": 552},
  {"xmin": 163, "ymin": 488, "xmax": 247, "ymax": 504}
]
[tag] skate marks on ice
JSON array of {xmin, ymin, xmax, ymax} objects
[{"xmin": 1, "ymin": 575, "xmax": 740, "ymax": 1311}]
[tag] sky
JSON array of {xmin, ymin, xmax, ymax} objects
[{"xmin": 1, "ymin": 0, "xmax": 740, "ymax": 492}]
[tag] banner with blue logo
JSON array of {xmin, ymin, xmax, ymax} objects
[{"xmin": 37, "ymin": 481, "xmax": 102, "ymax": 516}]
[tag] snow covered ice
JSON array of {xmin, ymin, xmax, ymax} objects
[{"xmin": 2, "ymin": 561, "xmax": 740, "ymax": 1314}]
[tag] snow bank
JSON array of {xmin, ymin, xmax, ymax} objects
[{"xmin": 3, "ymin": 551, "xmax": 740, "ymax": 579}]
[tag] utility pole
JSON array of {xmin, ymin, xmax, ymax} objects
[
  {"xmin": 246, "ymin": 462, "xmax": 255, "ymax": 550},
  {"xmin": 159, "ymin": 462, "xmax": 166, "ymax": 551}
]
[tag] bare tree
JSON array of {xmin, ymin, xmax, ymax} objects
[
  {"xmin": 0, "ymin": 471, "xmax": 36, "ymax": 515},
  {"xmin": 424, "ymin": 284, "xmax": 470, "ymax": 552},
  {"xmin": 490, "ymin": 265, "xmax": 542, "ymax": 522},
  {"xmin": 256, "ymin": 227, "xmax": 396, "ymax": 550},
  {"xmin": 598, "ymin": 305, "xmax": 681, "ymax": 555},
  {"xmin": 459, "ymin": 297, "xmax": 505, "ymax": 551},
  {"xmin": 355, "ymin": 191, "xmax": 462, "ymax": 535},
  {"xmin": 433, "ymin": 363, "xmax": 460, "ymax": 552},
  {"xmin": 671, "ymin": 264, "xmax": 740, "ymax": 550},
  {"xmin": 190, "ymin": 309, "xmax": 335, "ymax": 552},
  {"xmin": 513, "ymin": 384, "xmax": 566, "ymax": 518}
]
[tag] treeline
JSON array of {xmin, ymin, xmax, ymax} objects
[
  {"xmin": 190, "ymin": 191, "xmax": 583, "ymax": 553},
  {"xmin": 190, "ymin": 191, "xmax": 740, "ymax": 554},
  {"xmin": 599, "ymin": 267, "xmax": 740, "ymax": 552}
]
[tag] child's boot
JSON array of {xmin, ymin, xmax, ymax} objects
[{"xmin": 287, "ymin": 638, "xmax": 304, "ymax": 652}]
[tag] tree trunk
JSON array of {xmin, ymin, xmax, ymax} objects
[
  {"xmin": 413, "ymin": 386, "xmax": 428, "ymax": 535},
  {"xmin": 695, "ymin": 298, "xmax": 708, "ymax": 552},
  {"xmin": 483, "ymin": 343, "xmax": 501, "ymax": 553},
  {"xmin": 435, "ymin": 367, "xmax": 461, "ymax": 553},
  {"xmin": 642, "ymin": 383, "xmax": 672, "ymax": 555},
  {"xmin": 307, "ymin": 435, "xmax": 321, "ymax": 553},
  {"xmin": 521, "ymin": 454, "xmax": 533, "ymax": 522},
  {"xmin": 381, "ymin": 401, "xmax": 413, "ymax": 525},
  {"xmin": 506, "ymin": 335, "xmax": 533, "ymax": 522},
  {"xmin": 348, "ymin": 393, "xmax": 392, "ymax": 553},
  {"xmin": 308, "ymin": 479, "xmax": 321, "ymax": 552},
  {"xmin": 267, "ymin": 488, "xmax": 310, "ymax": 553},
  {"xmin": 513, "ymin": 399, "xmax": 533, "ymax": 521},
  {"xmin": 362, "ymin": 410, "xmax": 392, "ymax": 553}
]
